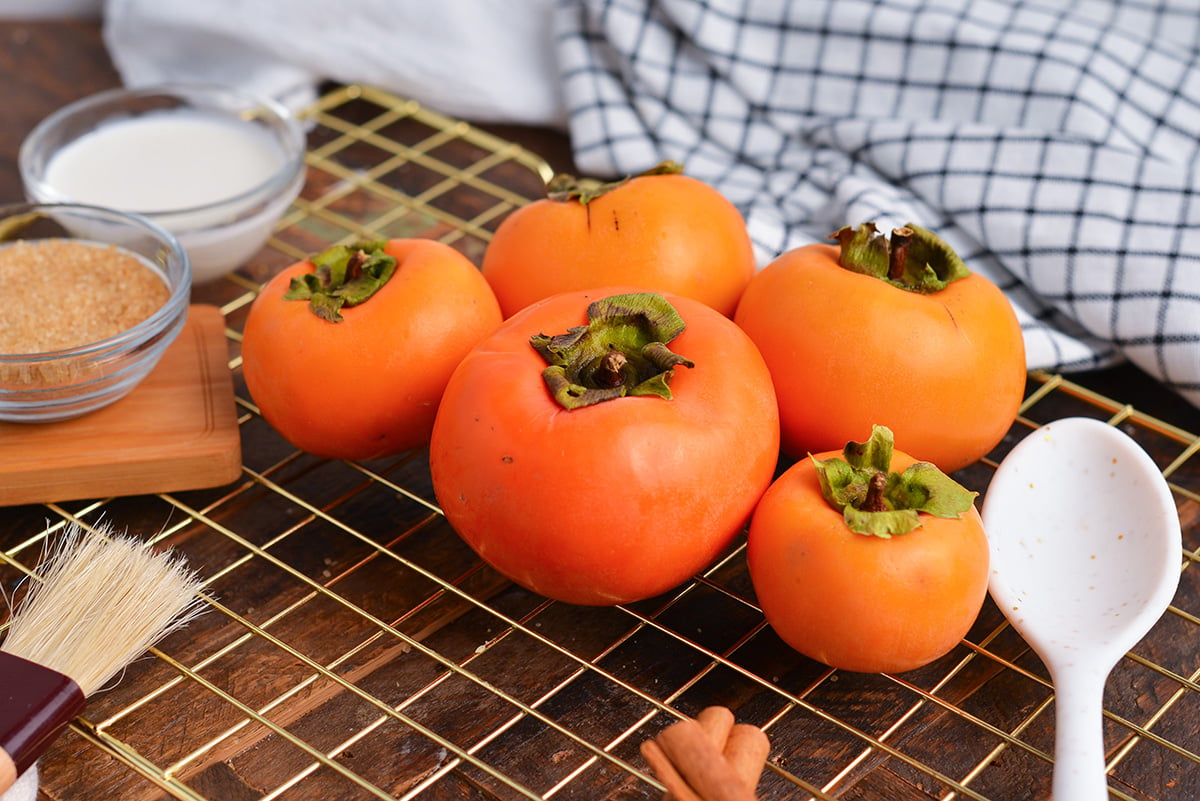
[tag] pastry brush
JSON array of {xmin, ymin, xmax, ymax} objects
[{"xmin": 0, "ymin": 522, "xmax": 206, "ymax": 791}]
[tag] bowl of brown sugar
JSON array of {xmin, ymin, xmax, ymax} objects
[{"xmin": 0, "ymin": 202, "xmax": 191, "ymax": 422}]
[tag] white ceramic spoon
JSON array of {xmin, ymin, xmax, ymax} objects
[{"xmin": 981, "ymin": 417, "xmax": 1181, "ymax": 800}]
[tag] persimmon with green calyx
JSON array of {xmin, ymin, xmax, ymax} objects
[
  {"xmin": 429, "ymin": 289, "xmax": 780, "ymax": 606},
  {"xmin": 481, "ymin": 161, "xmax": 756, "ymax": 319},
  {"xmin": 747, "ymin": 425, "xmax": 990, "ymax": 674},
  {"xmin": 733, "ymin": 222, "xmax": 1026, "ymax": 472},
  {"xmin": 241, "ymin": 238, "xmax": 502, "ymax": 461}
]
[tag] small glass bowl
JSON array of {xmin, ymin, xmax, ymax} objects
[
  {"xmin": 0, "ymin": 202, "xmax": 191, "ymax": 423},
  {"xmin": 19, "ymin": 84, "xmax": 306, "ymax": 284}
]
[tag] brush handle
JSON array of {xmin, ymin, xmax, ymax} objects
[{"xmin": 0, "ymin": 651, "xmax": 85, "ymax": 792}]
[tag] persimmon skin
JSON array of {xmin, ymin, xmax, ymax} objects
[
  {"xmin": 241, "ymin": 239, "xmax": 502, "ymax": 461},
  {"xmin": 747, "ymin": 448, "xmax": 990, "ymax": 674},
  {"xmin": 429, "ymin": 287, "xmax": 780, "ymax": 606},
  {"xmin": 733, "ymin": 243, "xmax": 1026, "ymax": 472},
  {"xmin": 481, "ymin": 173, "xmax": 756, "ymax": 318}
]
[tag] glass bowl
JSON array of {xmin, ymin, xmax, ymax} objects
[
  {"xmin": 19, "ymin": 84, "xmax": 306, "ymax": 284},
  {"xmin": 0, "ymin": 202, "xmax": 192, "ymax": 423}
]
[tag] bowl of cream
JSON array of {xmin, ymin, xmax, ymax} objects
[{"xmin": 19, "ymin": 84, "xmax": 306, "ymax": 284}]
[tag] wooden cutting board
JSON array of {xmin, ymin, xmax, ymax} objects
[{"xmin": 0, "ymin": 304, "xmax": 242, "ymax": 506}]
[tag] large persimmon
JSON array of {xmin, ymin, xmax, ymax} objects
[
  {"xmin": 734, "ymin": 223, "xmax": 1026, "ymax": 472},
  {"xmin": 429, "ymin": 289, "xmax": 779, "ymax": 606},
  {"xmin": 481, "ymin": 162, "xmax": 756, "ymax": 318}
]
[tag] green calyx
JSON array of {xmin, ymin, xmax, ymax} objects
[
  {"xmin": 283, "ymin": 241, "xmax": 397, "ymax": 322},
  {"xmin": 830, "ymin": 222, "xmax": 970, "ymax": 293},
  {"xmin": 544, "ymin": 160, "xmax": 684, "ymax": 205},
  {"xmin": 532, "ymin": 292, "xmax": 695, "ymax": 410},
  {"xmin": 813, "ymin": 425, "xmax": 977, "ymax": 538}
]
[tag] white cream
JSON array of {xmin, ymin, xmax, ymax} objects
[
  {"xmin": 39, "ymin": 108, "xmax": 302, "ymax": 282},
  {"xmin": 44, "ymin": 109, "xmax": 285, "ymax": 213}
]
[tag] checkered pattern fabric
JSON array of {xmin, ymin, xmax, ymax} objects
[{"xmin": 555, "ymin": 0, "xmax": 1200, "ymax": 407}]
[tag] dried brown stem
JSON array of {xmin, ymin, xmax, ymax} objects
[{"xmin": 889, "ymin": 226, "xmax": 913, "ymax": 281}]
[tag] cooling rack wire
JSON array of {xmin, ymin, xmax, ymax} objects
[{"xmin": 1, "ymin": 84, "xmax": 1197, "ymax": 801}]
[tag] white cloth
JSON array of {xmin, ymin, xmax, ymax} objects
[
  {"xmin": 102, "ymin": 0, "xmax": 566, "ymax": 124},
  {"xmin": 102, "ymin": 0, "xmax": 1200, "ymax": 409}
]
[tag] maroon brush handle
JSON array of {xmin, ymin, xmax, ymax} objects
[{"xmin": 0, "ymin": 650, "xmax": 85, "ymax": 791}]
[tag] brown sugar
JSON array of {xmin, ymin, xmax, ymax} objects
[{"xmin": 0, "ymin": 239, "xmax": 170, "ymax": 354}]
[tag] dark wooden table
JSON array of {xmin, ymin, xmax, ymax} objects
[{"xmin": 2, "ymin": 19, "xmax": 1198, "ymax": 801}]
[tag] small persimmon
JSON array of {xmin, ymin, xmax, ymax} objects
[
  {"xmin": 241, "ymin": 238, "xmax": 502, "ymax": 461},
  {"xmin": 747, "ymin": 426, "xmax": 990, "ymax": 673}
]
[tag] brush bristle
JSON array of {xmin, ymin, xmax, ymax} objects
[{"xmin": 1, "ymin": 522, "xmax": 206, "ymax": 695}]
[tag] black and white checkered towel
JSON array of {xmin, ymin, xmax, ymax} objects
[{"xmin": 555, "ymin": 0, "xmax": 1200, "ymax": 408}]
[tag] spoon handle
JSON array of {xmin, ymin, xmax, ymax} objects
[{"xmin": 1052, "ymin": 668, "xmax": 1111, "ymax": 799}]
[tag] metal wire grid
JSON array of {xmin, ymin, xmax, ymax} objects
[{"xmin": 1, "ymin": 84, "xmax": 1197, "ymax": 801}]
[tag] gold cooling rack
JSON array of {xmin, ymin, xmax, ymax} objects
[{"xmin": 2, "ymin": 84, "xmax": 1198, "ymax": 801}]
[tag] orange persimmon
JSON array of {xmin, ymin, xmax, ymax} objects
[
  {"xmin": 241, "ymin": 238, "xmax": 502, "ymax": 461},
  {"xmin": 481, "ymin": 161, "xmax": 756, "ymax": 318},
  {"xmin": 747, "ymin": 426, "xmax": 989, "ymax": 673},
  {"xmin": 429, "ymin": 289, "xmax": 779, "ymax": 605},
  {"xmin": 734, "ymin": 223, "xmax": 1026, "ymax": 472}
]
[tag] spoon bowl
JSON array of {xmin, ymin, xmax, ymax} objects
[{"xmin": 982, "ymin": 417, "xmax": 1181, "ymax": 799}]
